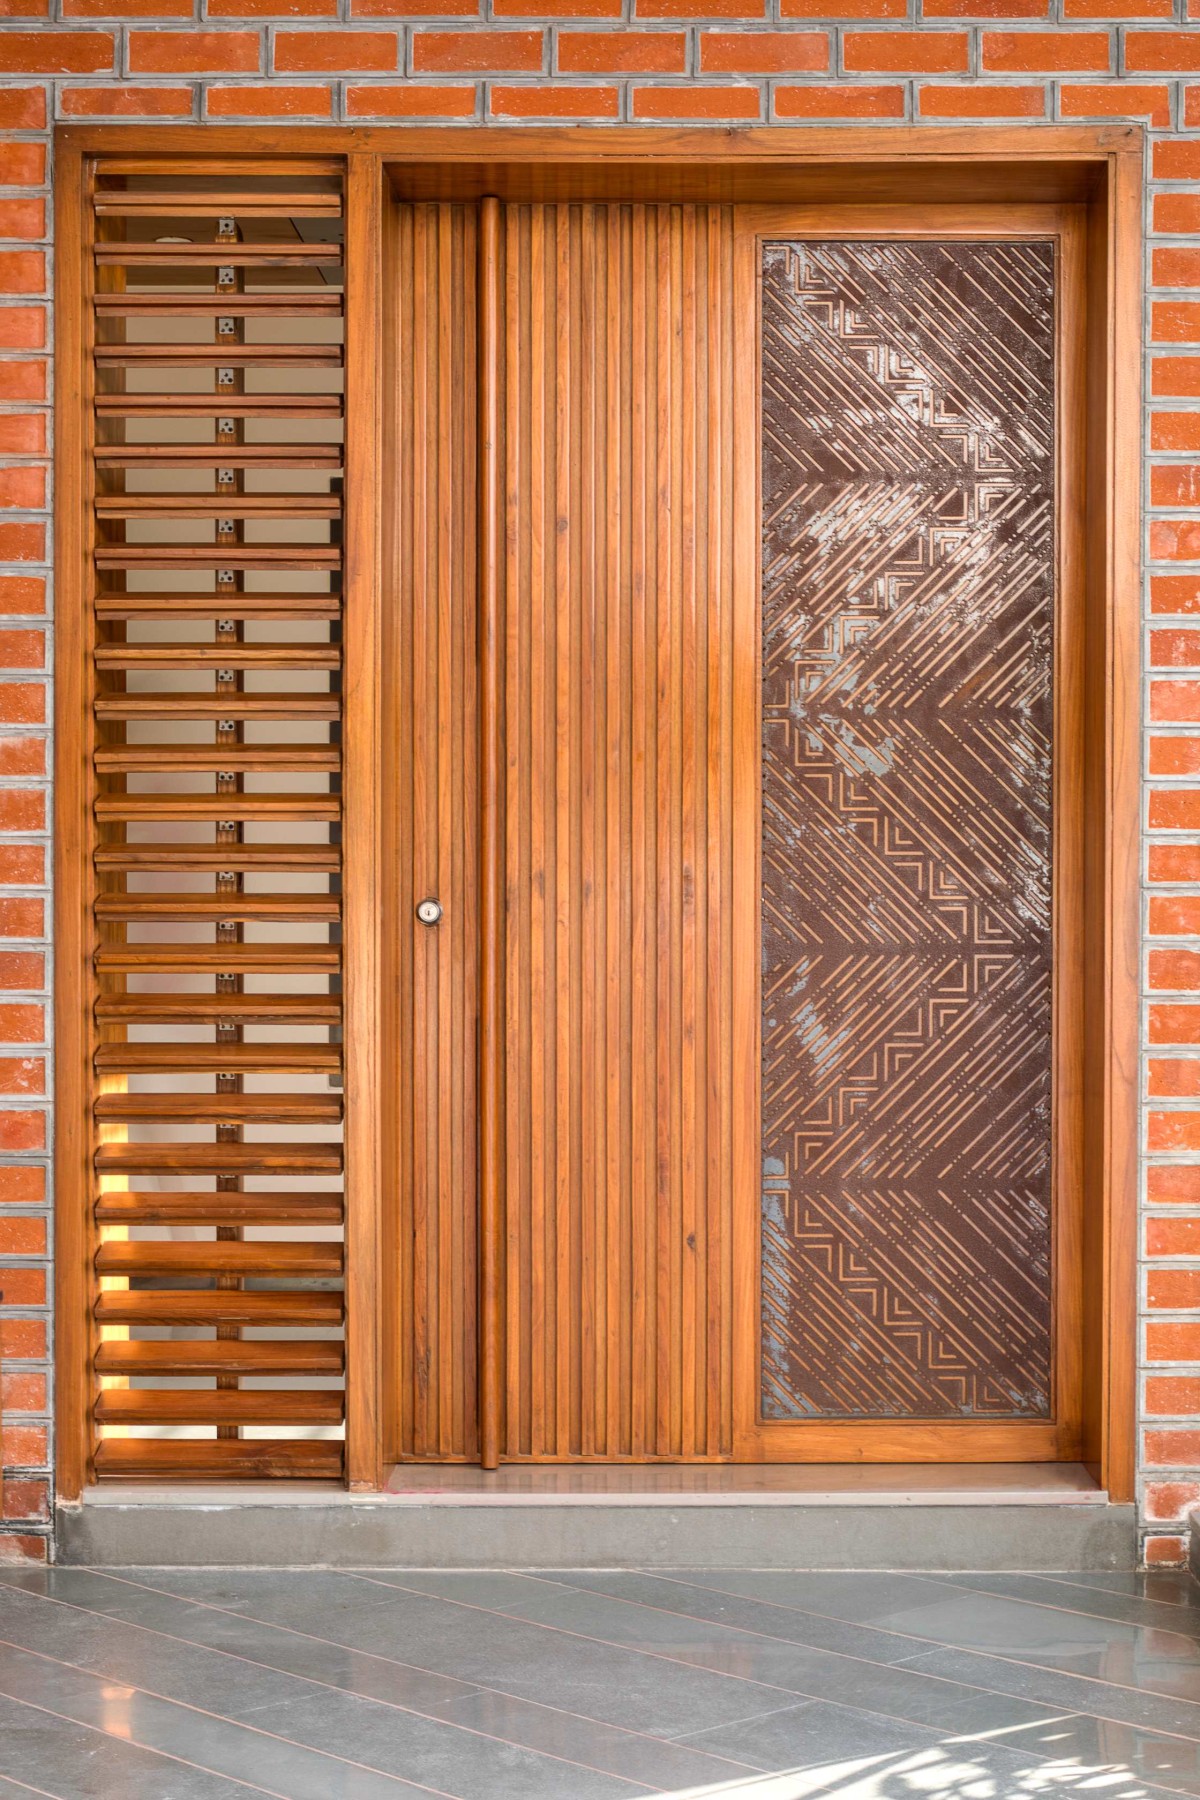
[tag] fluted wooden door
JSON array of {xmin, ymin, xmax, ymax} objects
[{"xmin": 384, "ymin": 198, "xmax": 1083, "ymax": 1467}]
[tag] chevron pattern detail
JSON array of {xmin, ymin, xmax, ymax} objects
[{"xmin": 759, "ymin": 239, "xmax": 1056, "ymax": 1422}]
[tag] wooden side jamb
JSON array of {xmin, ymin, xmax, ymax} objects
[
  {"xmin": 342, "ymin": 153, "xmax": 386, "ymax": 1490},
  {"xmin": 52, "ymin": 141, "xmax": 95, "ymax": 1504},
  {"xmin": 1100, "ymin": 141, "xmax": 1143, "ymax": 1506}
]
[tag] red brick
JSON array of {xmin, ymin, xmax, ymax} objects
[
  {"xmin": 1146, "ymin": 1377, "xmax": 1200, "ymax": 1412},
  {"xmin": 0, "ymin": 1057, "xmax": 42, "ymax": 1095},
  {"xmin": 207, "ymin": 83, "xmax": 333, "ymax": 116},
  {"xmin": 1155, "ymin": 468, "xmax": 1200, "ymax": 510},
  {"xmin": 0, "ymin": 524, "xmax": 44, "ymax": 564},
  {"xmin": 210, "ymin": 0, "xmax": 336, "ymax": 11},
  {"xmin": 346, "ymin": 83, "xmax": 476, "ymax": 115},
  {"xmin": 1061, "ymin": 80, "xmax": 1170, "ymax": 123},
  {"xmin": 700, "ymin": 30, "xmax": 827, "ymax": 69},
  {"xmin": 1148, "ymin": 1318, "xmax": 1200, "ymax": 1356},
  {"xmin": 1144, "ymin": 1535, "xmax": 1189, "ymax": 1565},
  {"xmin": 0, "ymin": 201, "xmax": 44, "ymax": 242},
  {"xmin": 0, "ymin": 634, "xmax": 44, "ymax": 672},
  {"xmin": 1152, "ymin": 741, "xmax": 1200, "ymax": 779},
  {"xmin": 0, "ymin": 0, "xmax": 50, "ymax": 12},
  {"xmin": 0, "ymin": 792, "xmax": 42, "ymax": 834},
  {"xmin": 0, "ymin": 741, "xmax": 43, "ymax": 784},
  {"xmin": 0, "ymin": 253, "xmax": 45, "ymax": 297},
  {"xmin": 783, "ymin": 0, "xmax": 902, "ymax": 12},
  {"xmin": 0, "ymin": 310, "xmax": 45, "ymax": 352},
  {"xmin": 0, "ymin": 1321, "xmax": 44, "ymax": 1361},
  {"xmin": 1152, "ymin": 521, "xmax": 1200, "ymax": 561},
  {"xmin": 0, "ymin": 419, "xmax": 45, "ymax": 457},
  {"xmin": 353, "ymin": 0, "xmax": 477, "ymax": 10},
  {"xmin": 61, "ymin": 84, "xmax": 194, "ymax": 115},
  {"xmin": 0, "ymin": 687, "xmax": 44, "ymax": 726},
  {"xmin": 0, "ymin": 579, "xmax": 44, "ymax": 616},
  {"xmin": 0, "ymin": 1218, "xmax": 42, "ymax": 1258},
  {"xmin": 1154, "ymin": 250, "xmax": 1200, "ymax": 290},
  {"xmin": 1067, "ymin": 0, "xmax": 1170, "ymax": 10},
  {"xmin": 0, "ymin": 1538, "xmax": 47, "ymax": 1563},
  {"xmin": 128, "ymin": 30, "xmax": 260, "ymax": 72},
  {"xmin": 0, "ymin": 1425, "xmax": 46, "ymax": 1466},
  {"xmin": 1129, "ymin": 31, "xmax": 1200, "ymax": 70},
  {"xmin": 1156, "ymin": 196, "xmax": 1200, "ymax": 237},
  {"xmin": 1148, "ymin": 1054, "xmax": 1200, "ymax": 1094},
  {"xmin": 0, "ymin": 1166, "xmax": 43, "ymax": 1204},
  {"xmin": 1154, "ymin": 426, "xmax": 1200, "ymax": 469},
  {"xmin": 490, "ymin": 84, "xmax": 618, "ymax": 116},
  {"xmin": 0, "ymin": 91, "xmax": 45, "ymax": 130},
  {"xmin": 982, "ymin": 29, "xmax": 1110, "ymax": 68},
  {"xmin": 632, "ymin": 85, "xmax": 762, "ymax": 117},
  {"xmin": 559, "ymin": 30, "xmax": 685, "ymax": 70},
  {"xmin": 275, "ymin": 28, "xmax": 398, "ymax": 69},
  {"xmin": 1146, "ymin": 1429, "xmax": 1200, "ymax": 1465},
  {"xmin": 0, "ymin": 147, "xmax": 44, "ymax": 190},
  {"xmin": 0, "ymin": 1267, "xmax": 43, "ymax": 1305},
  {"xmin": 1, "ymin": 1373, "xmax": 44, "ymax": 1414},
  {"xmin": 414, "ymin": 28, "xmax": 541, "ymax": 69},
  {"xmin": 0, "ymin": 846, "xmax": 42, "ymax": 885},
  {"xmin": 1155, "ymin": 142, "xmax": 1200, "ymax": 181},
  {"xmin": 925, "ymin": 0, "xmax": 1046, "ymax": 12},
  {"xmin": 1150, "ymin": 1005, "xmax": 1200, "ymax": 1045},
  {"xmin": 1150, "ymin": 794, "xmax": 1200, "ymax": 832},
  {"xmin": 63, "ymin": 0, "xmax": 190, "ymax": 11},
  {"xmin": 0, "ymin": 899, "xmax": 41, "ymax": 939},
  {"xmin": 0, "ymin": 364, "xmax": 46, "ymax": 404},
  {"xmin": 919, "ymin": 82, "xmax": 1044, "ymax": 115},
  {"xmin": 1148, "ymin": 1111, "xmax": 1200, "ymax": 1153},
  {"xmin": 775, "ymin": 83, "xmax": 904, "ymax": 116},
  {"xmin": 1148, "ymin": 1268, "xmax": 1200, "ymax": 1307},
  {"xmin": 0, "ymin": 471, "xmax": 44, "ymax": 513},
  {"xmin": 1153, "ymin": 576, "xmax": 1200, "ymax": 616},
  {"xmin": 1, "ymin": 1370, "xmax": 49, "ymax": 1414},
  {"xmin": 1151, "ymin": 950, "xmax": 1200, "ymax": 993},
  {"xmin": 638, "ymin": 0, "xmax": 763, "ymax": 12},
  {"xmin": 1154, "ymin": 308, "xmax": 1200, "ymax": 350},
  {"xmin": 1148, "ymin": 1215, "xmax": 1200, "ymax": 1257},
  {"xmin": 0, "ymin": 30, "xmax": 113, "ymax": 70},
  {"xmin": 1152, "ymin": 627, "xmax": 1200, "ymax": 666},
  {"xmin": 0, "ymin": 946, "xmax": 40, "ymax": 984},
  {"xmin": 0, "ymin": 1006, "xmax": 44, "ymax": 1044},
  {"xmin": 845, "ymin": 30, "xmax": 968, "ymax": 69},
  {"xmin": 1188, "ymin": 85, "xmax": 1200, "ymax": 127},
  {"xmin": 0, "ymin": 1480, "xmax": 48, "ymax": 1523},
  {"xmin": 497, "ymin": 0, "xmax": 618, "ymax": 12}
]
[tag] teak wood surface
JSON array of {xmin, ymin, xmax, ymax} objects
[{"xmin": 54, "ymin": 126, "xmax": 1141, "ymax": 1502}]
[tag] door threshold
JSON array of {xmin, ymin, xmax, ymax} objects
[
  {"xmin": 381, "ymin": 1462, "xmax": 1105, "ymax": 1507},
  {"xmin": 77, "ymin": 1460, "xmax": 1105, "ymax": 1510}
]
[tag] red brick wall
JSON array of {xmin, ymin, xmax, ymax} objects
[{"xmin": 0, "ymin": 8, "xmax": 1194, "ymax": 1565}]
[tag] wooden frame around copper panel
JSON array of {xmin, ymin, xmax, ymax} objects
[
  {"xmin": 53, "ymin": 125, "xmax": 1141, "ymax": 1504},
  {"xmin": 729, "ymin": 201, "xmax": 1088, "ymax": 1468}
]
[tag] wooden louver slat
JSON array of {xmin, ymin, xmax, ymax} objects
[{"xmin": 86, "ymin": 159, "xmax": 348, "ymax": 1482}]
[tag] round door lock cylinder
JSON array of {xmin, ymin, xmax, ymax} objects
[{"xmin": 416, "ymin": 897, "xmax": 443, "ymax": 926}]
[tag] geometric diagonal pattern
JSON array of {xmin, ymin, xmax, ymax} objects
[{"xmin": 760, "ymin": 239, "xmax": 1056, "ymax": 1420}]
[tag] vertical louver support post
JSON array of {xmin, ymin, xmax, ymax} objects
[{"xmin": 67, "ymin": 156, "xmax": 353, "ymax": 1482}]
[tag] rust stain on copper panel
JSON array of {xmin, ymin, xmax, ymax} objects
[{"xmin": 760, "ymin": 239, "xmax": 1055, "ymax": 1422}]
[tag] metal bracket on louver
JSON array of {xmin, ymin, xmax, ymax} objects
[{"xmin": 87, "ymin": 159, "xmax": 347, "ymax": 1481}]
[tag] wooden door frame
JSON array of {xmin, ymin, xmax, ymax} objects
[{"xmin": 54, "ymin": 123, "xmax": 1141, "ymax": 1503}]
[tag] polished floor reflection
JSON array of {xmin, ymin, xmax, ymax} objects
[{"xmin": 1, "ymin": 1566, "xmax": 1199, "ymax": 1797}]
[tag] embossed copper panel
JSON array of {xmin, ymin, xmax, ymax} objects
[{"xmin": 760, "ymin": 239, "xmax": 1056, "ymax": 1421}]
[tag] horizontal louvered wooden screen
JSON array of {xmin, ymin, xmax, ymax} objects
[{"xmin": 80, "ymin": 157, "xmax": 349, "ymax": 1481}]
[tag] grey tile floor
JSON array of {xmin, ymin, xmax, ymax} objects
[{"xmin": 1, "ymin": 1567, "xmax": 1200, "ymax": 1799}]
